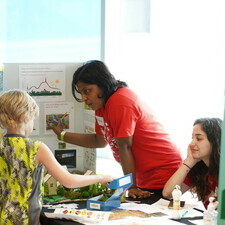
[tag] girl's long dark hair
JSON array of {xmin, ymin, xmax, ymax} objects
[
  {"xmin": 188, "ymin": 117, "xmax": 222, "ymax": 201},
  {"xmin": 72, "ymin": 60, "xmax": 127, "ymax": 103}
]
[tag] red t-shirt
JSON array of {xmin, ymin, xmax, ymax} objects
[
  {"xmin": 95, "ymin": 87, "xmax": 182, "ymax": 189},
  {"xmin": 184, "ymin": 175, "xmax": 218, "ymax": 208}
]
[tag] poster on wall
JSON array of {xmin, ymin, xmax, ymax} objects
[
  {"xmin": 19, "ymin": 64, "xmax": 66, "ymax": 102},
  {"xmin": 44, "ymin": 102, "xmax": 75, "ymax": 135},
  {"xmin": 83, "ymin": 120, "xmax": 96, "ymax": 172},
  {"xmin": 84, "ymin": 103, "xmax": 94, "ymax": 116},
  {"xmin": 84, "ymin": 121, "xmax": 95, "ymax": 134},
  {"xmin": 83, "ymin": 148, "xmax": 96, "ymax": 172}
]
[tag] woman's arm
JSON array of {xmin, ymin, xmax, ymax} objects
[
  {"xmin": 36, "ymin": 143, "xmax": 113, "ymax": 188},
  {"xmin": 116, "ymin": 136, "xmax": 136, "ymax": 180},
  {"xmin": 115, "ymin": 136, "xmax": 151, "ymax": 199},
  {"xmin": 62, "ymin": 132, "xmax": 107, "ymax": 148},
  {"xmin": 48, "ymin": 122, "xmax": 107, "ymax": 148}
]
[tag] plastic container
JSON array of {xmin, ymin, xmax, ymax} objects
[
  {"xmin": 86, "ymin": 173, "xmax": 133, "ymax": 211},
  {"xmin": 172, "ymin": 184, "xmax": 182, "ymax": 219},
  {"xmin": 203, "ymin": 197, "xmax": 217, "ymax": 225}
]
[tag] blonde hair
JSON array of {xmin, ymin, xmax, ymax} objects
[{"xmin": 0, "ymin": 89, "xmax": 39, "ymax": 128}]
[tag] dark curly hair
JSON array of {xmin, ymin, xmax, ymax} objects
[
  {"xmin": 72, "ymin": 60, "xmax": 127, "ymax": 103},
  {"xmin": 188, "ymin": 117, "xmax": 222, "ymax": 201}
]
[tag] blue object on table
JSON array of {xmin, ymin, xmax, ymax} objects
[{"xmin": 86, "ymin": 173, "xmax": 133, "ymax": 211}]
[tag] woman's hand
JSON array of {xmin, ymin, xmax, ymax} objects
[
  {"xmin": 47, "ymin": 120, "xmax": 64, "ymax": 138},
  {"xmin": 128, "ymin": 187, "xmax": 152, "ymax": 199}
]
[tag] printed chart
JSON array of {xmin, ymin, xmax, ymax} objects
[{"xmin": 19, "ymin": 64, "xmax": 66, "ymax": 102}]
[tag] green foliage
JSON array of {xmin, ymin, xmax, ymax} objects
[
  {"xmin": 57, "ymin": 185, "xmax": 66, "ymax": 196},
  {"xmin": 98, "ymin": 194, "xmax": 110, "ymax": 202},
  {"xmin": 54, "ymin": 183, "xmax": 115, "ymax": 200},
  {"xmin": 44, "ymin": 182, "xmax": 49, "ymax": 195},
  {"xmin": 64, "ymin": 189, "xmax": 82, "ymax": 200},
  {"xmin": 82, "ymin": 191, "xmax": 90, "ymax": 198},
  {"xmin": 120, "ymin": 193, "xmax": 126, "ymax": 203},
  {"xmin": 45, "ymin": 182, "xmax": 126, "ymax": 203}
]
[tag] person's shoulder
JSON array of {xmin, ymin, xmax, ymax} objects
[
  {"xmin": 26, "ymin": 137, "xmax": 40, "ymax": 142},
  {"xmin": 111, "ymin": 87, "xmax": 137, "ymax": 101},
  {"xmin": 105, "ymin": 88, "xmax": 139, "ymax": 110},
  {"xmin": 26, "ymin": 137, "xmax": 42, "ymax": 147},
  {"xmin": 117, "ymin": 87, "xmax": 135, "ymax": 94}
]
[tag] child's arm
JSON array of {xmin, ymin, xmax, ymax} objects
[{"xmin": 36, "ymin": 143, "xmax": 114, "ymax": 188}]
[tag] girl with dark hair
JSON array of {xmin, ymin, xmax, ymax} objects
[
  {"xmin": 163, "ymin": 117, "xmax": 221, "ymax": 208},
  {"xmin": 49, "ymin": 60, "xmax": 182, "ymax": 199}
]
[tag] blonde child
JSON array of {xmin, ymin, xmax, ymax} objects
[{"xmin": 0, "ymin": 89, "xmax": 114, "ymax": 225}]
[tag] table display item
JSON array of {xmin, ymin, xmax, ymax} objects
[
  {"xmin": 172, "ymin": 184, "xmax": 182, "ymax": 219},
  {"xmin": 203, "ymin": 197, "xmax": 217, "ymax": 225},
  {"xmin": 87, "ymin": 173, "xmax": 133, "ymax": 211}
]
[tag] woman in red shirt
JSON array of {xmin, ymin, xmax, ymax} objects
[{"xmin": 49, "ymin": 60, "xmax": 182, "ymax": 199}]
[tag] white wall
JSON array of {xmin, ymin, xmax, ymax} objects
[{"xmin": 105, "ymin": 0, "xmax": 225, "ymax": 157}]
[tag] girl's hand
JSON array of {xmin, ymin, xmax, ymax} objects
[
  {"xmin": 184, "ymin": 144, "xmax": 201, "ymax": 168},
  {"xmin": 99, "ymin": 175, "xmax": 114, "ymax": 186}
]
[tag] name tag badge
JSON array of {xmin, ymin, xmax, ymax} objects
[{"xmin": 96, "ymin": 116, "xmax": 104, "ymax": 126}]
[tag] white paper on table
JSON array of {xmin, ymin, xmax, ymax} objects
[
  {"xmin": 119, "ymin": 198, "xmax": 204, "ymax": 219},
  {"xmin": 45, "ymin": 208, "xmax": 111, "ymax": 224},
  {"xmin": 44, "ymin": 198, "xmax": 205, "ymax": 224},
  {"xmin": 119, "ymin": 199, "xmax": 171, "ymax": 216},
  {"xmin": 43, "ymin": 203, "xmax": 79, "ymax": 209}
]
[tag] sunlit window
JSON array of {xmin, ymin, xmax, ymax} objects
[
  {"xmin": 1, "ymin": 0, "xmax": 102, "ymax": 63},
  {"xmin": 0, "ymin": 66, "xmax": 3, "ymax": 92}
]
